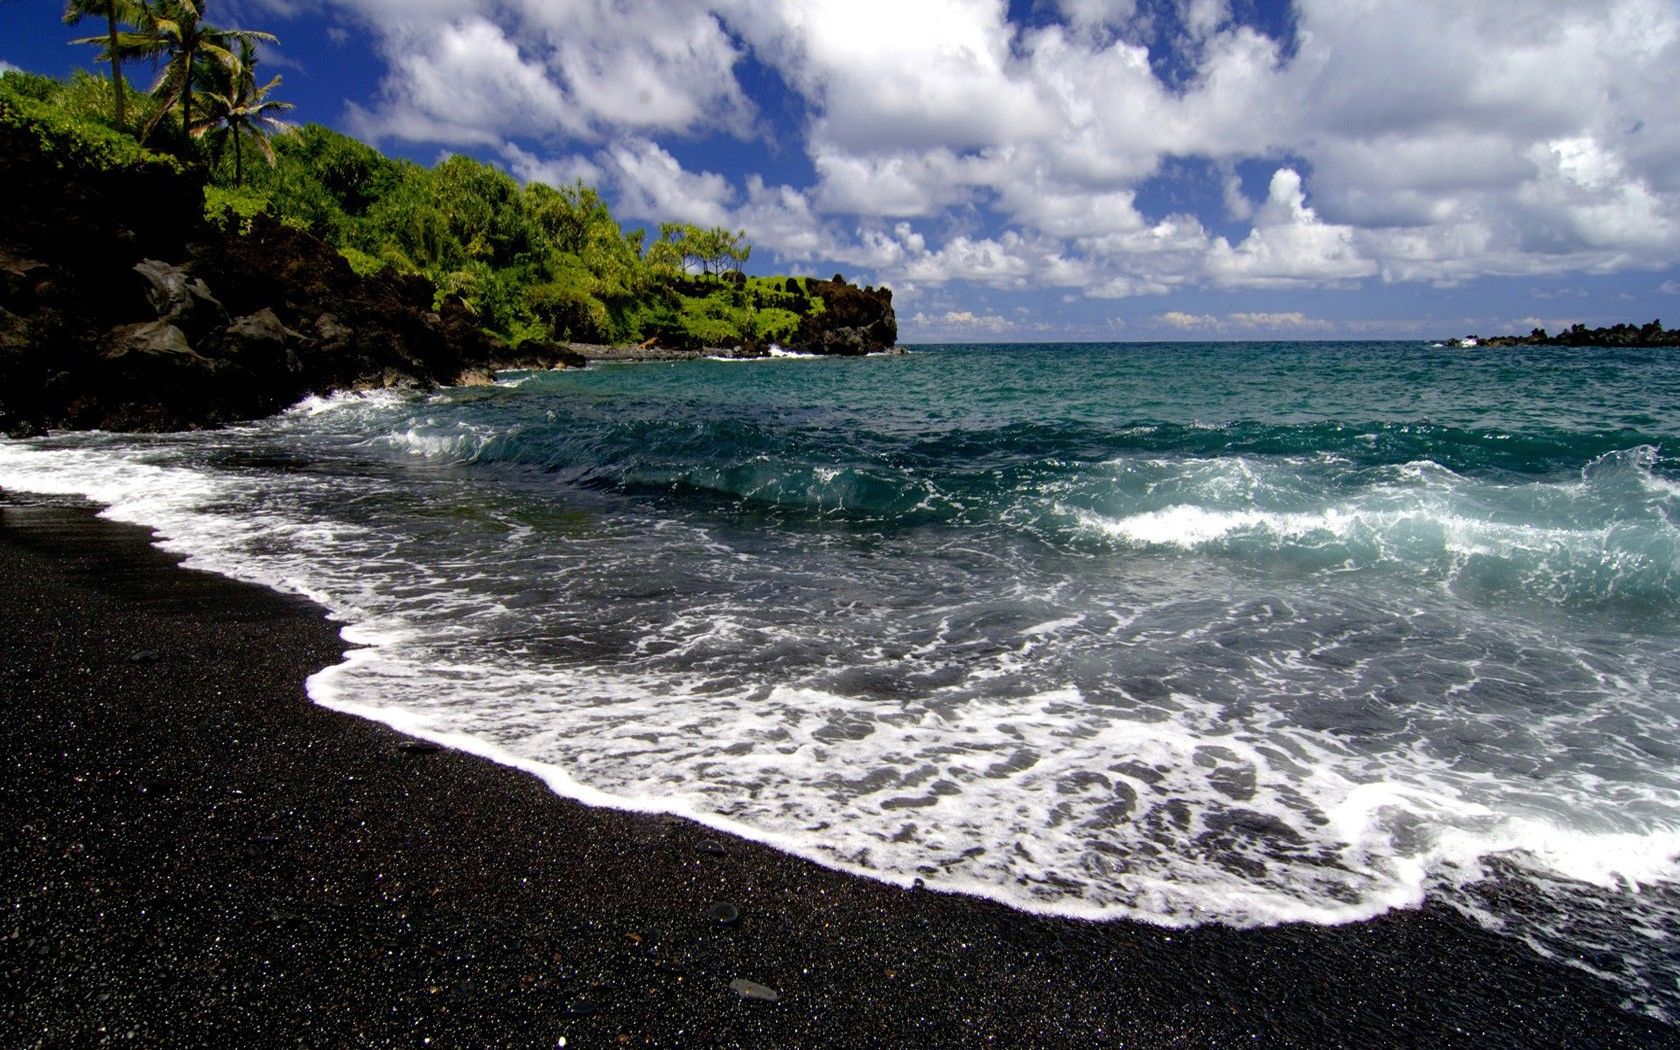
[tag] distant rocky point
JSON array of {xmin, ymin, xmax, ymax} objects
[{"xmin": 1443, "ymin": 320, "xmax": 1679, "ymax": 348}]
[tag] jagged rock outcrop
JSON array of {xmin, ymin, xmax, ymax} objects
[
  {"xmin": 132, "ymin": 258, "xmax": 229, "ymax": 338},
  {"xmin": 483, "ymin": 339, "xmax": 590, "ymax": 371},
  {"xmin": 793, "ymin": 279, "xmax": 897, "ymax": 356},
  {"xmin": 0, "ymin": 122, "xmax": 513, "ymax": 436}
]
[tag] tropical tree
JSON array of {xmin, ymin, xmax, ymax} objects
[
  {"xmin": 128, "ymin": 0, "xmax": 276, "ymax": 143},
  {"xmin": 642, "ymin": 233, "xmax": 684, "ymax": 278},
  {"xmin": 194, "ymin": 39, "xmax": 291, "ymax": 185},
  {"xmin": 64, "ymin": 0, "xmax": 141, "ymax": 131},
  {"xmin": 658, "ymin": 223, "xmax": 752, "ymax": 278}
]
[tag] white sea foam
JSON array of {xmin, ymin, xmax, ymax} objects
[
  {"xmin": 1058, "ymin": 451, "xmax": 1679, "ymax": 610},
  {"xmin": 1071, "ymin": 501, "xmax": 1619, "ymax": 557},
  {"xmin": 379, "ymin": 423, "xmax": 499, "ymax": 461},
  {"xmin": 284, "ymin": 387, "xmax": 414, "ymax": 419},
  {"xmin": 307, "ymin": 633, "xmax": 1680, "ymax": 928}
]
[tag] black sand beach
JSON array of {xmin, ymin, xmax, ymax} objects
[{"xmin": 3, "ymin": 496, "xmax": 1674, "ymax": 1048}]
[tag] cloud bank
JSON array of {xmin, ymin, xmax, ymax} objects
[{"xmin": 294, "ymin": 0, "xmax": 1680, "ymax": 330}]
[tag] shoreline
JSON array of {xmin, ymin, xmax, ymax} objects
[
  {"xmin": 557, "ymin": 342, "xmax": 911, "ymax": 364},
  {"xmin": 2, "ymin": 494, "xmax": 1674, "ymax": 1047}
]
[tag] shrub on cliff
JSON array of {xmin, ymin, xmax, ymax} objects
[
  {"xmin": 0, "ymin": 70, "xmax": 181, "ymax": 176},
  {"xmin": 221, "ymin": 123, "xmax": 846, "ymax": 350}
]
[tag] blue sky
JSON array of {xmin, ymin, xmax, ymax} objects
[{"xmin": 7, "ymin": 0, "xmax": 1680, "ymax": 342}]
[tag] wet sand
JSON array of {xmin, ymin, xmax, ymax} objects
[{"xmin": 2, "ymin": 496, "xmax": 1673, "ymax": 1048}]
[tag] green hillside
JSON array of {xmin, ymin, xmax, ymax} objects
[{"xmin": 3, "ymin": 68, "xmax": 831, "ymax": 351}]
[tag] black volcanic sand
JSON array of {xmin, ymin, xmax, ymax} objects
[{"xmin": 2, "ymin": 498, "xmax": 1674, "ymax": 1049}]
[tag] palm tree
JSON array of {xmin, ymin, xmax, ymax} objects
[
  {"xmin": 129, "ymin": 0, "xmax": 276, "ymax": 143},
  {"xmin": 64, "ymin": 0, "xmax": 141, "ymax": 132},
  {"xmin": 194, "ymin": 39, "xmax": 292, "ymax": 185}
]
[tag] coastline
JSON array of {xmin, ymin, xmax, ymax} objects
[{"xmin": 2, "ymin": 495, "xmax": 1673, "ymax": 1048}]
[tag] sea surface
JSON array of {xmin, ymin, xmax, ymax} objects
[{"xmin": 4, "ymin": 341, "xmax": 1679, "ymax": 1019}]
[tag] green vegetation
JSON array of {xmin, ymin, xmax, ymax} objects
[
  {"xmin": 11, "ymin": 0, "xmax": 838, "ymax": 351},
  {"xmin": 226, "ymin": 128, "xmax": 825, "ymax": 347},
  {"xmin": 0, "ymin": 69, "xmax": 179, "ymax": 174},
  {"xmin": 64, "ymin": 0, "xmax": 138, "ymax": 132},
  {"xmin": 1449, "ymin": 320, "xmax": 1680, "ymax": 348},
  {"xmin": 194, "ymin": 39, "xmax": 292, "ymax": 186},
  {"xmin": 112, "ymin": 0, "xmax": 277, "ymax": 143}
]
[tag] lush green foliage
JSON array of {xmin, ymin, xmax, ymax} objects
[
  {"xmin": 114, "ymin": 0, "xmax": 278, "ymax": 142},
  {"xmin": 220, "ymin": 123, "xmax": 826, "ymax": 347},
  {"xmin": 64, "ymin": 0, "xmax": 143, "ymax": 132},
  {"xmin": 0, "ymin": 70, "xmax": 180, "ymax": 174},
  {"xmin": 194, "ymin": 40, "xmax": 293, "ymax": 186},
  {"xmin": 203, "ymin": 182, "xmax": 274, "ymax": 235},
  {"xmin": 658, "ymin": 222, "xmax": 751, "ymax": 277}
]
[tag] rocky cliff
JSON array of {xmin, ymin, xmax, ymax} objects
[
  {"xmin": 0, "ymin": 119, "xmax": 535, "ymax": 435},
  {"xmin": 795, "ymin": 279, "xmax": 898, "ymax": 356},
  {"xmin": 0, "ymin": 126, "xmax": 898, "ymax": 436}
]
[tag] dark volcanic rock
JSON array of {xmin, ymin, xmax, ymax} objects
[
  {"xmin": 223, "ymin": 308, "xmax": 304, "ymax": 357},
  {"xmin": 0, "ymin": 117, "xmax": 904, "ymax": 433},
  {"xmin": 132, "ymin": 258, "xmax": 228, "ymax": 337},
  {"xmin": 217, "ymin": 308, "xmax": 307, "ymax": 386},
  {"xmin": 0, "ymin": 125, "xmax": 508, "ymax": 435},
  {"xmin": 104, "ymin": 319, "xmax": 200, "ymax": 362},
  {"xmin": 184, "ymin": 216, "xmax": 482, "ymax": 398},
  {"xmin": 487, "ymin": 338, "xmax": 589, "ymax": 371},
  {"xmin": 791, "ymin": 278, "xmax": 897, "ymax": 356}
]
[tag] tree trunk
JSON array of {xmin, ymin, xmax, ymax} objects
[
  {"xmin": 105, "ymin": 0, "xmax": 125, "ymax": 132},
  {"xmin": 234, "ymin": 130, "xmax": 243, "ymax": 186},
  {"xmin": 180, "ymin": 43, "xmax": 194, "ymax": 136}
]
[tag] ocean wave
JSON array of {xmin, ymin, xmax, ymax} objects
[
  {"xmin": 282, "ymin": 387, "xmax": 417, "ymax": 419},
  {"xmin": 1061, "ymin": 446, "xmax": 1678, "ymax": 610},
  {"xmin": 239, "ymin": 389, "xmax": 1680, "ymax": 614}
]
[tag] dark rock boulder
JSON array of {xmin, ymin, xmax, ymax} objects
[
  {"xmin": 0, "ymin": 250, "xmax": 50, "ymax": 302},
  {"xmin": 103, "ymin": 320, "xmax": 199, "ymax": 362},
  {"xmin": 217, "ymin": 308, "xmax": 306, "ymax": 382},
  {"xmin": 312, "ymin": 313, "xmax": 352, "ymax": 354},
  {"xmin": 224, "ymin": 307, "xmax": 304, "ymax": 355},
  {"xmin": 487, "ymin": 339, "xmax": 589, "ymax": 371},
  {"xmin": 791, "ymin": 279, "xmax": 898, "ymax": 356},
  {"xmin": 89, "ymin": 321, "xmax": 248, "ymax": 433},
  {"xmin": 132, "ymin": 258, "xmax": 228, "ymax": 338},
  {"xmin": 183, "ymin": 215, "xmax": 472, "ymax": 398}
]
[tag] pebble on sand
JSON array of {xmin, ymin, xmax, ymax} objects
[
  {"xmin": 729, "ymin": 978, "xmax": 779, "ymax": 1003},
  {"xmin": 709, "ymin": 902, "xmax": 741, "ymax": 928}
]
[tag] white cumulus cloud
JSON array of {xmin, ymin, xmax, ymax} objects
[
  {"xmin": 1207, "ymin": 169, "xmax": 1378, "ymax": 288},
  {"xmin": 337, "ymin": 0, "xmax": 752, "ymax": 144},
  {"xmin": 1154, "ymin": 310, "xmax": 1332, "ymax": 333},
  {"xmin": 908, "ymin": 309, "xmax": 1017, "ymax": 335},
  {"xmin": 304, "ymin": 0, "xmax": 1680, "ymax": 304},
  {"xmin": 1157, "ymin": 310, "xmax": 1221, "ymax": 329}
]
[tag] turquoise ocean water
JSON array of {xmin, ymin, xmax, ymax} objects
[{"xmin": 4, "ymin": 341, "xmax": 1678, "ymax": 1017}]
